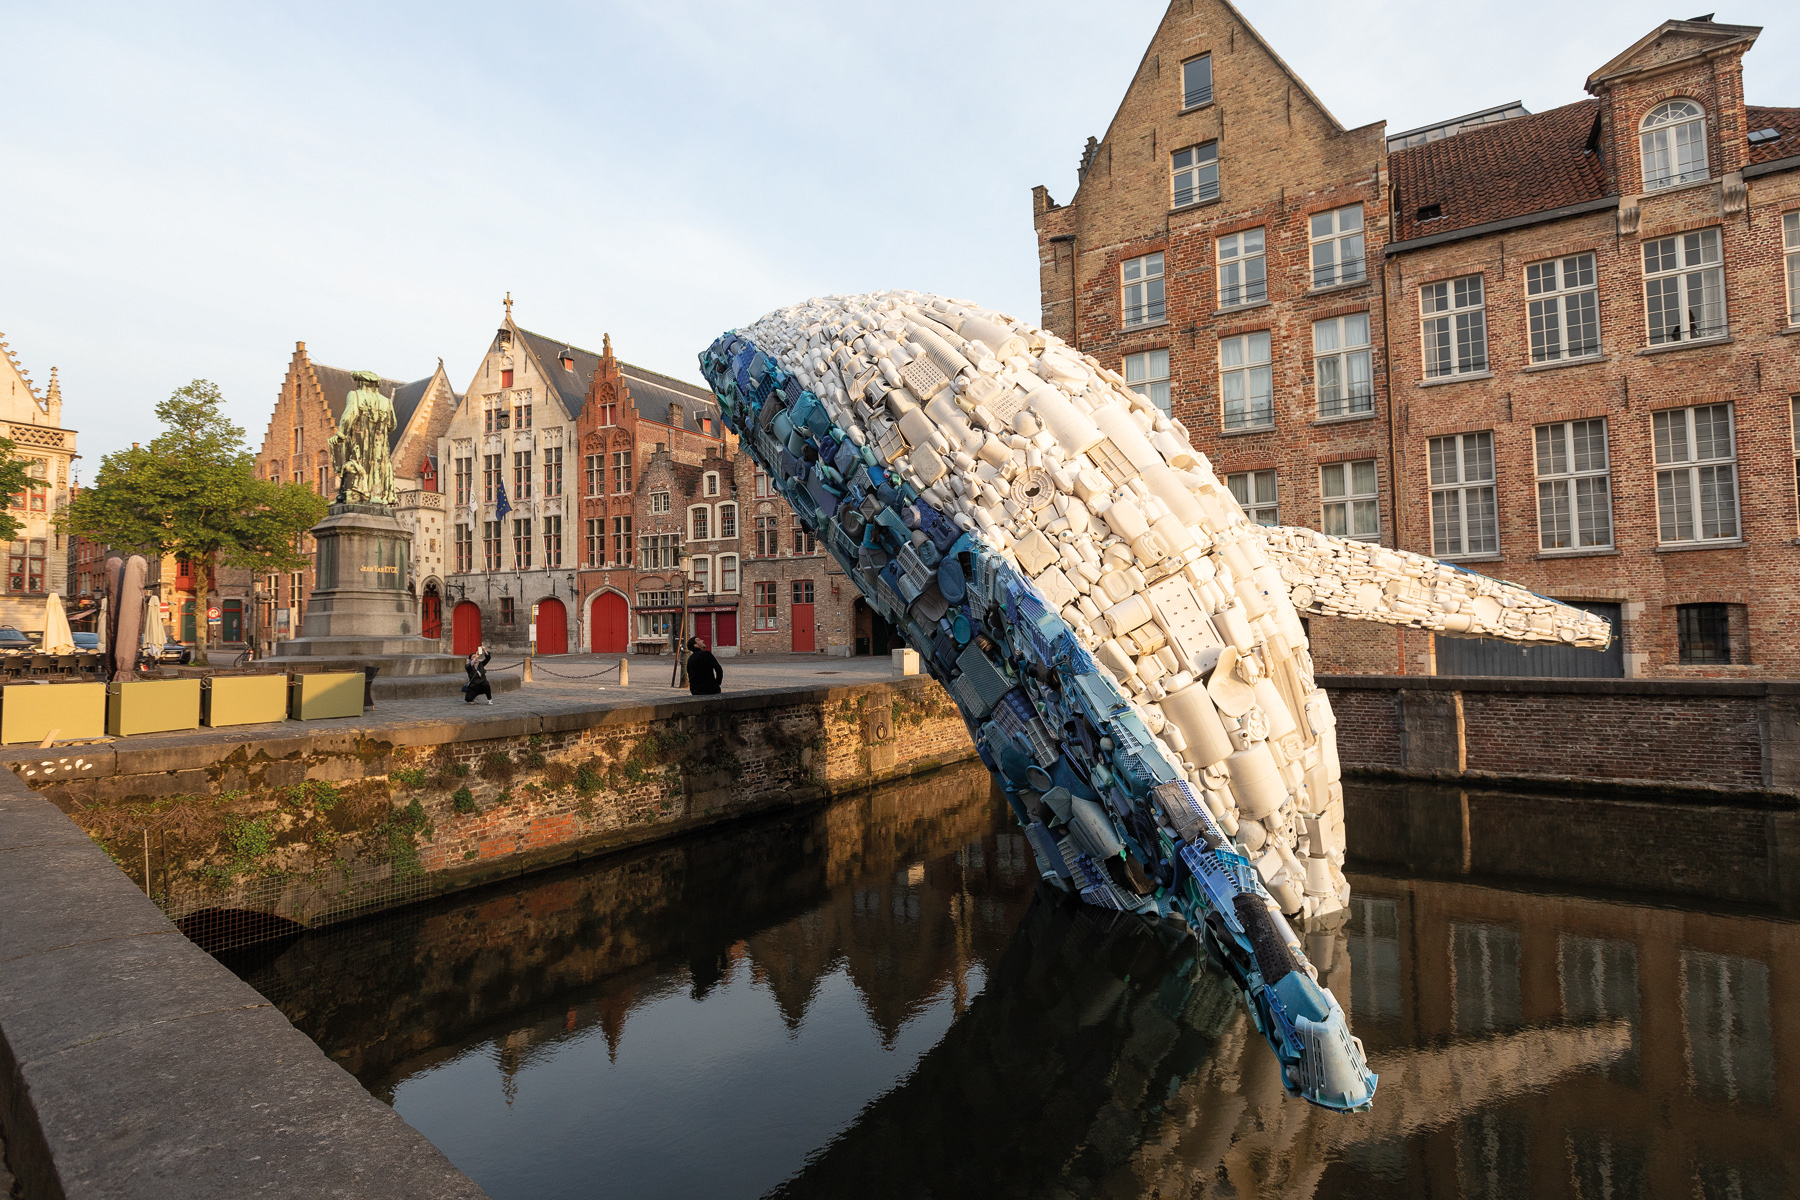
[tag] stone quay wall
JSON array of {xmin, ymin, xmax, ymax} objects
[
  {"xmin": 1324, "ymin": 675, "xmax": 1800, "ymax": 801},
  {"xmin": 10, "ymin": 676, "xmax": 977, "ymax": 934}
]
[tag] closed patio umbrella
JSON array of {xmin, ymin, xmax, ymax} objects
[{"xmin": 42, "ymin": 593, "xmax": 74, "ymax": 655}]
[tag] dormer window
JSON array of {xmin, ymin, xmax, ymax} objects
[
  {"xmin": 1641, "ymin": 100, "xmax": 1708, "ymax": 190},
  {"xmin": 560, "ymin": 351, "xmax": 574, "ymax": 372}
]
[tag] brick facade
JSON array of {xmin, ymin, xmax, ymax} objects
[
  {"xmin": 736, "ymin": 446, "xmax": 857, "ymax": 655},
  {"xmin": 1035, "ymin": 6, "xmax": 1799, "ymax": 678},
  {"xmin": 571, "ymin": 334, "xmax": 732, "ymax": 655}
]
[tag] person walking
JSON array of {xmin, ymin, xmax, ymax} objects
[
  {"xmin": 463, "ymin": 645, "xmax": 495, "ymax": 704},
  {"xmin": 686, "ymin": 637, "xmax": 722, "ymax": 696}
]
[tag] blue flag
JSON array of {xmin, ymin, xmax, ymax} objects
[{"xmin": 495, "ymin": 479, "xmax": 512, "ymax": 522}]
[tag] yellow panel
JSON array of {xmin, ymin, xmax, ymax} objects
[
  {"xmin": 1, "ymin": 682, "xmax": 107, "ymax": 744},
  {"xmin": 294, "ymin": 672, "xmax": 363, "ymax": 720},
  {"xmin": 203, "ymin": 674, "xmax": 290, "ymax": 727},
  {"xmin": 106, "ymin": 679, "xmax": 203, "ymax": 737}
]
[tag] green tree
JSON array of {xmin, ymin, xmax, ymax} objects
[
  {"xmin": 60, "ymin": 380, "xmax": 327, "ymax": 665},
  {"xmin": 0, "ymin": 439, "xmax": 33, "ymax": 544}
]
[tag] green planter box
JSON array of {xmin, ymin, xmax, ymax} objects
[
  {"xmin": 291, "ymin": 672, "xmax": 364, "ymax": 720},
  {"xmin": 107, "ymin": 679, "xmax": 202, "ymax": 737},
  {"xmin": 0, "ymin": 682, "xmax": 106, "ymax": 744},
  {"xmin": 203, "ymin": 675, "xmax": 289, "ymax": 727}
]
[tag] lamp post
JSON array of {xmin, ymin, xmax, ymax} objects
[{"xmin": 671, "ymin": 550, "xmax": 692, "ymax": 688}]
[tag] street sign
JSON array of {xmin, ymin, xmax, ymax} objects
[{"xmin": 206, "ymin": 606, "xmax": 221, "ymax": 620}]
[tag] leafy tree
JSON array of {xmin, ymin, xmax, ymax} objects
[
  {"xmin": 60, "ymin": 380, "xmax": 327, "ymax": 664},
  {"xmin": 0, "ymin": 439, "xmax": 33, "ymax": 544}
]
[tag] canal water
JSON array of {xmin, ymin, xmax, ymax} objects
[{"xmin": 231, "ymin": 763, "xmax": 1800, "ymax": 1199}]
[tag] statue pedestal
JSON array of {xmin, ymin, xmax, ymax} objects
[{"xmin": 261, "ymin": 504, "xmax": 507, "ymax": 701}]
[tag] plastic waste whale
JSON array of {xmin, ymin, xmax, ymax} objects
[{"xmin": 699, "ymin": 291, "xmax": 1611, "ymax": 1113}]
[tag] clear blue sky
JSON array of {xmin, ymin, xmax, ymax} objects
[{"xmin": 5, "ymin": 1, "xmax": 1794, "ymax": 473}]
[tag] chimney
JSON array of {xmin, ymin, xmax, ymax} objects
[{"xmin": 668, "ymin": 402, "xmax": 683, "ymax": 427}]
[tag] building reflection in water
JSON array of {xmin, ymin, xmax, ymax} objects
[{"xmin": 233, "ymin": 778, "xmax": 1800, "ymax": 1200}]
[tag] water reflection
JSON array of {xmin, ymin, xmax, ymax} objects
[{"xmin": 233, "ymin": 777, "xmax": 1800, "ymax": 1199}]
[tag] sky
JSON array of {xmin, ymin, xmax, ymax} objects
[{"xmin": 5, "ymin": 1, "xmax": 1796, "ymax": 473}]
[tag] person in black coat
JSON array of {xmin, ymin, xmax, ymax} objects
[
  {"xmin": 463, "ymin": 646, "xmax": 494, "ymax": 704},
  {"xmin": 686, "ymin": 637, "xmax": 722, "ymax": 695}
]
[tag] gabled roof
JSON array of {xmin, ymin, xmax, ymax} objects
[
  {"xmin": 1585, "ymin": 18, "xmax": 1760, "ymax": 91},
  {"xmin": 1390, "ymin": 100, "xmax": 1608, "ymax": 244},
  {"xmin": 515, "ymin": 326, "xmax": 601, "ymax": 421},
  {"xmin": 1747, "ymin": 105, "xmax": 1800, "ymax": 167},
  {"xmin": 513, "ymin": 323, "xmax": 721, "ymax": 436}
]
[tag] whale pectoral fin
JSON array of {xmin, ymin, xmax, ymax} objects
[{"xmin": 1255, "ymin": 525, "xmax": 1612, "ymax": 651}]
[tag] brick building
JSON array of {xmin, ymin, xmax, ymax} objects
[
  {"xmin": 737, "ymin": 453, "xmax": 858, "ymax": 655},
  {"xmin": 1383, "ymin": 18, "xmax": 1800, "ymax": 678},
  {"xmin": 570, "ymin": 333, "xmax": 731, "ymax": 655},
  {"xmin": 256, "ymin": 342, "xmax": 459, "ymax": 654},
  {"xmin": 1034, "ymin": 5, "xmax": 1800, "ymax": 677},
  {"xmin": 0, "ymin": 334, "xmax": 78, "ymax": 638}
]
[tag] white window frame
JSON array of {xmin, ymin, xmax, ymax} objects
[
  {"xmin": 1123, "ymin": 350, "xmax": 1171, "ymax": 416},
  {"xmin": 650, "ymin": 490, "xmax": 671, "ymax": 515},
  {"xmin": 611, "ymin": 450, "xmax": 631, "ymax": 493},
  {"xmin": 718, "ymin": 553, "xmax": 739, "ymax": 593},
  {"xmin": 1217, "ymin": 228, "xmax": 1266, "ymax": 309},
  {"xmin": 1525, "ymin": 253, "xmax": 1600, "ymax": 363},
  {"xmin": 1640, "ymin": 99, "xmax": 1708, "ymax": 191},
  {"xmin": 716, "ymin": 501, "xmax": 737, "ymax": 540},
  {"xmin": 1313, "ymin": 313, "xmax": 1373, "ymax": 419},
  {"xmin": 1643, "ymin": 228, "xmax": 1725, "ymax": 345},
  {"xmin": 1122, "ymin": 252, "xmax": 1165, "ymax": 328},
  {"xmin": 704, "ymin": 471, "xmax": 720, "ymax": 497},
  {"xmin": 1534, "ymin": 419, "xmax": 1613, "ymax": 551},
  {"xmin": 1421, "ymin": 275, "xmax": 1488, "ymax": 378},
  {"xmin": 1181, "ymin": 54, "xmax": 1212, "ymax": 109},
  {"xmin": 688, "ymin": 555, "xmax": 711, "ymax": 593},
  {"xmin": 1226, "ymin": 469, "xmax": 1278, "ymax": 525},
  {"xmin": 1653, "ymin": 403, "xmax": 1738, "ymax": 544},
  {"xmin": 1428, "ymin": 431, "xmax": 1498, "ymax": 557},
  {"xmin": 1172, "ymin": 142, "xmax": 1219, "ymax": 208},
  {"xmin": 1219, "ymin": 331, "xmax": 1272, "ymax": 431},
  {"xmin": 1792, "ymin": 396, "xmax": 1800, "ymax": 528},
  {"xmin": 1308, "ymin": 205, "xmax": 1365, "ymax": 288},
  {"xmin": 1320, "ymin": 460, "xmax": 1379, "ymax": 541},
  {"xmin": 688, "ymin": 504, "xmax": 711, "ymax": 541},
  {"xmin": 1785, "ymin": 213, "xmax": 1800, "ymax": 327}
]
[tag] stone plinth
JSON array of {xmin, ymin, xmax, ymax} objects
[{"xmin": 261, "ymin": 504, "xmax": 473, "ymax": 699}]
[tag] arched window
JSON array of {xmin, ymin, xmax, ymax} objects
[{"xmin": 1641, "ymin": 100, "xmax": 1708, "ymax": 191}]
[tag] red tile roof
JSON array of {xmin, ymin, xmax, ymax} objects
[
  {"xmin": 1390, "ymin": 100, "xmax": 1607, "ymax": 244},
  {"xmin": 1746, "ymin": 106, "xmax": 1800, "ymax": 166}
]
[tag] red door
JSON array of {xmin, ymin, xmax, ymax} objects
[
  {"xmin": 791, "ymin": 580, "xmax": 815, "ymax": 652},
  {"xmin": 591, "ymin": 592, "xmax": 628, "ymax": 653},
  {"xmin": 452, "ymin": 602, "xmax": 482, "ymax": 655},
  {"xmin": 715, "ymin": 610, "xmax": 738, "ymax": 650},
  {"xmin": 421, "ymin": 590, "xmax": 442, "ymax": 639},
  {"xmin": 536, "ymin": 598, "xmax": 567, "ymax": 655}
]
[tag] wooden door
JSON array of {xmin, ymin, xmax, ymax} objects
[
  {"xmin": 791, "ymin": 580, "xmax": 815, "ymax": 652},
  {"xmin": 421, "ymin": 589, "xmax": 442, "ymax": 639},
  {"xmin": 715, "ymin": 610, "xmax": 738, "ymax": 650},
  {"xmin": 536, "ymin": 598, "xmax": 567, "ymax": 655},
  {"xmin": 591, "ymin": 592, "xmax": 628, "ymax": 653},
  {"xmin": 452, "ymin": 601, "xmax": 482, "ymax": 655}
]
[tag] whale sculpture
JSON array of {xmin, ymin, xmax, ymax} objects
[{"xmin": 699, "ymin": 291, "xmax": 1611, "ymax": 1113}]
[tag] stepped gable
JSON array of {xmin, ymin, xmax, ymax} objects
[{"xmin": 1390, "ymin": 100, "xmax": 1608, "ymax": 243}]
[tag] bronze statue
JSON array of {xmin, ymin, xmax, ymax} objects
[{"xmin": 329, "ymin": 370, "xmax": 397, "ymax": 505}]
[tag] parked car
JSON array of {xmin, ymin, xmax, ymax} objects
[
  {"xmin": 0, "ymin": 627, "xmax": 33, "ymax": 653},
  {"xmin": 158, "ymin": 641, "xmax": 193, "ymax": 665},
  {"xmin": 72, "ymin": 632, "xmax": 99, "ymax": 651}
]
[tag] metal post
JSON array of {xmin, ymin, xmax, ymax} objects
[{"xmin": 672, "ymin": 552, "xmax": 692, "ymax": 688}]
